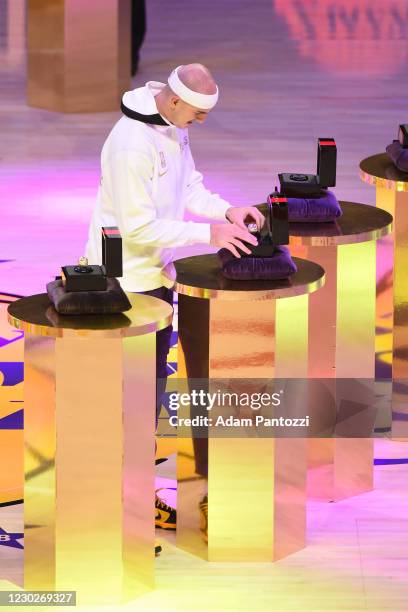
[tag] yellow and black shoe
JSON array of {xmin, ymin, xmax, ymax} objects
[
  {"xmin": 155, "ymin": 494, "xmax": 176, "ymax": 530},
  {"xmin": 155, "ymin": 540, "xmax": 162, "ymax": 556},
  {"xmin": 199, "ymin": 494, "xmax": 208, "ymax": 543}
]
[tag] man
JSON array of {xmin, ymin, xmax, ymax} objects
[{"xmin": 85, "ymin": 63, "xmax": 264, "ymax": 545}]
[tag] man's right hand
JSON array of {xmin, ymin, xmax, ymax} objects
[{"xmin": 210, "ymin": 223, "xmax": 257, "ymax": 258}]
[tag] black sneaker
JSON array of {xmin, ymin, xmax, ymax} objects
[
  {"xmin": 155, "ymin": 540, "xmax": 162, "ymax": 556},
  {"xmin": 155, "ymin": 494, "xmax": 176, "ymax": 530},
  {"xmin": 199, "ymin": 494, "xmax": 208, "ymax": 542}
]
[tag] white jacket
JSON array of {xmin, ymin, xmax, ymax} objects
[{"xmin": 85, "ymin": 81, "xmax": 231, "ymax": 291}]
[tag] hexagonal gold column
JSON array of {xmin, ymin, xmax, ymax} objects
[
  {"xmin": 360, "ymin": 155, "xmax": 408, "ymax": 438},
  {"xmin": 8, "ymin": 293, "xmax": 172, "ymax": 605},
  {"xmin": 175, "ymin": 254, "xmax": 324, "ymax": 562},
  {"xmin": 290, "ymin": 202, "xmax": 392, "ymax": 501}
]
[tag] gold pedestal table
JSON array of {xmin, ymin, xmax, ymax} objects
[
  {"xmin": 174, "ymin": 254, "xmax": 325, "ymax": 562},
  {"xmin": 360, "ymin": 154, "xmax": 408, "ymax": 438},
  {"xmin": 289, "ymin": 202, "xmax": 392, "ymax": 501},
  {"xmin": 7, "ymin": 293, "xmax": 173, "ymax": 606}
]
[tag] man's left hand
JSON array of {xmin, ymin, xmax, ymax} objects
[{"xmin": 225, "ymin": 206, "xmax": 265, "ymax": 231}]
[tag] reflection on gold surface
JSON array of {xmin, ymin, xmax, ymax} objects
[
  {"xmin": 7, "ymin": 293, "xmax": 173, "ymax": 339},
  {"xmin": 336, "ymin": 242, "xmax": 376, "ymax": 377},
  {"xmin": 360, "ymin": 170, "xmax": 408, "ymax": 193},
  {"xmin": 290, "ymin": 238, "xmax": 376, "ymax": 501},
  {"xmin": 360, "ymin": 154, "xmax": 408, "ymax": 193},
  {"xmin": 210, "ymin": 300, "xmax": 277, "ymax": 378},
  {"xmin": 174, "ymin": 254, "xmax": 324, "ymax": 302},
  {"xmin": 330, "ymin": 241, "xmax": 375, "ymax": 500},
  {"xmin": 177, "ymin": 291, "xmax": 310, "ymax": 562},
  {"xmin": 15, "ymin": 311, "xmax": 158, "ymax": 603},
  {"xmin": 374, "ymin": 188, "xmax": 395, "ymax": 383},
  {"xmin": 24, "ymin": 336, "xmax": 56, "ymax": 592},
  {"xmin": 174, "ymin": 276, "xmax": 323, "ymax": 301},
  {"xmin": 23, "ymin": 334, "xmax": 156, "ymax": 603},
  {"xmin": 275, "ymin": 0, "xmax": 408, "ymax": 77},
  {"xmin": 392, "ymin": 191, "xmax": 408, "ymax": 438},
  {"xmin": 359, "ymin": 158, "xmax": 408, "ymax": 437}
]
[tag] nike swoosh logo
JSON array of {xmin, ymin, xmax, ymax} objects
[{"xmin": 156, "ymin": 509, "xmax": 170, "ymax": 521}]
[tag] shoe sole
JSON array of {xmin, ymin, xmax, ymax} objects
[{"xmin": 155, "ymin": 521, "xmax": 176, "ymax": 531}]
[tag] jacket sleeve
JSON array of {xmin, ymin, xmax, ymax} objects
[
  {"xmin": 107, "ymin": 149, "xmax": 211, "ymax": 246},
  {"xmin": 185, "ymin": 148, "xmax": 231, "ymax": 220}
]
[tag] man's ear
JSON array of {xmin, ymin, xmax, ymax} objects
[{"xmin": 169, "ymin": 96, "xmax": 180, "ymax": 109}]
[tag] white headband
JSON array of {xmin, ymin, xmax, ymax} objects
[{"xmin": 167, "ymin": 66, "xmax": 219, "ymax": 110}]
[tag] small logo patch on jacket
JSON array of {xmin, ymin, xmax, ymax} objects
[
  {"xmin": 159, "ymin": 151, "xmax": 167, "ymax": 170},
  {"xmin": 180, "ymin": 136, "xmax": 189, "ymax": 153}
]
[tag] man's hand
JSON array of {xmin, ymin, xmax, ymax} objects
[
  {"xmin": 225, "ymin": 206, "xmax": 265, "ymax": 231},
  {"xmin": 210, "ymin": 223, "xmax": 257, "ymax": 258}
]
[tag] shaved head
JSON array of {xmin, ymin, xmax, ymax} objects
[
  {"xmin": 155, "ymin": 63, "xmax": 218, "ymax": 128},
  {"xmin": 176, "ymin": 64, "xmax": 217, "ymax": 95}
]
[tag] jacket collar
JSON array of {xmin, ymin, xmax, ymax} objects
[{"xmin": 121, "ymin": 81, "xmax": 172, "ymax": 127}]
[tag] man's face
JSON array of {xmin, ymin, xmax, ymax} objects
[{"xmin": 171, "ymin": 98, "xmax": 210, "ymax": 129}]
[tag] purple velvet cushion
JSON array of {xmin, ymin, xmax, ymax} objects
[
  {"xmin": 46, "ymin": 277, "xmax": 131, "ymax": 315},
  {"xmin": 386, "ymin": 140, "xmax": 408, "ymax": 173},
  {"xmin": 287, "ymin": 189, "xmax": 342, "ymax": 222},
  {"xmin": 218, "ymin": 245, "xmax": 297, "ymax": 280}
]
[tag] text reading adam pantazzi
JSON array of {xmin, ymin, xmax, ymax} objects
[{"xmin": 167, "ymin": 389, "xmax": 310, "ymax": 429}]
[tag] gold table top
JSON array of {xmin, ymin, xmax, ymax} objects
[
  {"xmin": 7, "ymin": 292, "xmax": 173, "ymax": 338},
  {"xmin": 174, "ymin": 255, "xmax": 325, "ymax": 301},
  {"xmin": 360, "ymin": 153, "xmax": 408, "ymax": 192},
  {"xmin": 288, "ymin": 201, "xmax": 392, "ymax": 247}
]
